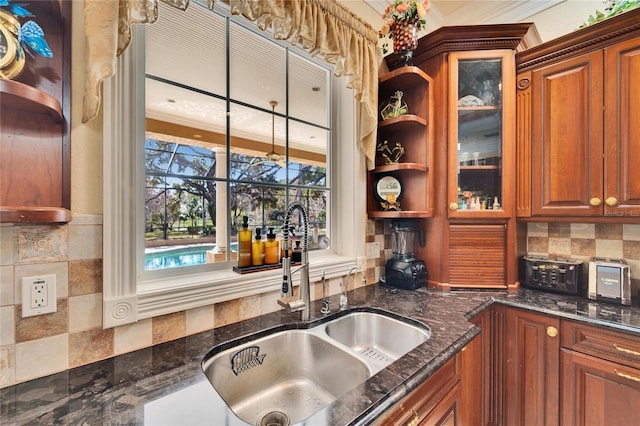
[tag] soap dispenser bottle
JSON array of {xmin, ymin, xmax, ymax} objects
[
  {"xmin": 264, "ymin": 228, "xmax": 280, "ymax": 265},
  {"xmin": 238, "ymin": 216, "xmax": 252, "ymax": 268},
  {"xmin": 252, "ymin": 228, "xmax": 265, "ymax": 266}
]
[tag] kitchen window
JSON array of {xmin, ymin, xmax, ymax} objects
[{"xmin": 102, "ymin": 2, "xmax": 365, "ymax": 327}]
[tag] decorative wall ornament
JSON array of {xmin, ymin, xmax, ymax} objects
[
  {"xmin": 0, "ymin": 0, "xmax": 52, "ymax": 80},
  {"xmin": 377, "ymin": 139, "xmax": 405, "ymax": 164}
]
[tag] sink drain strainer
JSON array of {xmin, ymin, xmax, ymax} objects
[{"xmin": 259, "ymin": 411, "xmax": 290, "ymax": 426}]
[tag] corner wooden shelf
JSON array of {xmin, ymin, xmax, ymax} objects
[
  {"xmin": 372, "ymin": 163, "xmax": 427, "ymax": 173},
  {"xmin": 0, "ymin": 80, "xmax": 63, "ymax": 123},
  {"xmin": 0, "ymin": 207, "xmax": 71, "ymax": 223},
  {"xmin": 368, "ymin": 210, "xmax": 431, "ymax": 218}
]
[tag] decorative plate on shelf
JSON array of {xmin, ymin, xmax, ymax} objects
[
  {"xmin": 374, "ymin": 175, "xmax": 402, "ymax": 211},
  {"xmin": 0, "ymin": 11, "xmax": 24, "ymax": 79}
]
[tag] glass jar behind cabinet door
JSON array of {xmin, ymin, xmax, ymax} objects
[{"xmin": 448, "ymin": 50, "xmax": 515, "ymax": 218}]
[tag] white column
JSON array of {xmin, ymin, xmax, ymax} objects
[{"xmin": 212, "ymin": 147, "xmax": 227, "ymax": 257}]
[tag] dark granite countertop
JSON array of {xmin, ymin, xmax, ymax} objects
[{"xmin": 2, "ymin": 285, "xmax": 640, "ymax": 425}]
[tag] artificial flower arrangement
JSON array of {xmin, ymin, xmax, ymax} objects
[{"xmin": 379, "ymin": 0, "xmax": 430, "ymax": 55}]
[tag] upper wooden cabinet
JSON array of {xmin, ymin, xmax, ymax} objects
[
  {"xmin": 405, "ymin": 24, "xmax": 532, "ymax": 290},
  {"xmin": 368, "ymin": 66, "xmax": 434, "ymax": 218},
  {"xmin": 0, "ymin": 0, "xmax": 71, "ymax": 223},
  {"xmin": 447, "ymin": 50, "xmax": 515, "ymax": 219},
  {"xmin": 516, "ymin": 9, "xmax": 640, "ymax": 220}
]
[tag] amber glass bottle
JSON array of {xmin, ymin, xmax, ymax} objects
[
  {"xmin": 237, "ymin": 216, "xmax": 252, "ymax": 268},
  {"xmin": 251, "ymin": 228, "xmax": 265, "ymax": 266},
  {"xmin": 264, "ymin": 228, "xmax": 279, "ymax": 265}
]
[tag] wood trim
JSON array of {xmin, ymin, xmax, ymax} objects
[
  {"xmin": 516, "ymin": 71, "xmax": 532, "ymax": 217},
  {"xmin": 0, "ymin": 207, "xmax": 71, "ymax": 223},
  {"xmin": 517, "ymin": 8, "xmax": 640, "ymax": 72}
]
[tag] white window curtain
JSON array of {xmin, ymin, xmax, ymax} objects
[{"xmin": 81, "ymin": 0, "xmax": 380, "ymax": 169}]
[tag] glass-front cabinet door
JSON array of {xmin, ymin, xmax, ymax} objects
[{"xmin": 448, "ymin": 50, "xmax": 515, "ymax": 218}]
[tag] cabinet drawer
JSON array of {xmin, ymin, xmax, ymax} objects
[{"xmin": 561, "ymin": 320, "xmax": 640, "ymax": 369}]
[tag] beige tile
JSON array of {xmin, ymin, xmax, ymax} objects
[
  {"xmin": 185, "ymin": 305, "xmax": 215, "ymax": 335},
  {"xmin": 595, "ymin": 239, "xmax": 624, "ymax": 259},
  {"xmin": 152, "ymin": 311, "xmax": 186, "ymax": 345},
  {"xmin": 548, "ymin": 238, "xmax": 571, "ymax": 257},
  {"xmin": 68, "ymin": 293, "xmax": 103, "ymax": 333},
  {"xmin": 15, "ymin": 262, "xmax": 69, "ymax": 300},
  {"xmin": 570, "ymin": 223, "xmax": 595, "ymax": 239},
  {"xmin": 527, "ymin": 222, "xmax": 548, "ymax": 237},
  {"xmin": 69, "ymin": 259, "xmax": 103, "ymax": 296},
  {"xmin": 0, "ymin": 226, "xmax": 14, "ymax": 266},
  {"xmin": 240, "ymin": 295, "xmax": 262, "ymax": 320},
  {"xmin": 68, "ymin": 224, "xmax": 102, "ymax": 260},
  {"xmin": 69, "ymin": 328, "xmax": 114, "ymax": 368},
  {"xmin": 15, "ymin": 334, "xmax": 68, "ymax": 383},
  {"xmin": 623, "ymin": 241, "xmax": 640, "ymax": 261},
  {"xmin": 15, "ymin": 225, "xmax": 68, "ymax": 264},
  {"xmin": 114, "ymin": 318, "xmax": 152, "ymax": 355},
  {"xmin": 1, "ymin": 306, "xmax": 15, "ymax": 345},
  {"xmin": 0, "ymin": 266, "xmax": 14, "ymax": 306},
  {"xmin": 15, "ymin": 299, "xmax": 68, "ymax": 343},
  {"xmin": 0, "ymin": 345, "xmax": 15, "ymax": 388},
  {"xmin": 259, "ymin": 290, "xmax": 281, "ymax": 315},
  {"xmin": 214, "ymin": 299, "xmax": 242, "ymax": 327},
  {"xmin": 623, "ymin": 224, "xmax": 640, "ymax": 241}
]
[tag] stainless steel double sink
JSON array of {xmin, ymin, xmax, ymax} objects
[{"xmin": 201, "ymin": 308, "xmax": 431, "ymax": 425}]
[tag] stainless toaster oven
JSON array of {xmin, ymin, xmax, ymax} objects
[{"xmin": 588, "ymin": 257, "xmax": 631, "ymax": 306}]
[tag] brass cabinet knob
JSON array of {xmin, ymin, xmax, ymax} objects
[
  {"xmin": 449, "ymin": 202, "xmax": 459, "ymax": 211},
  {"xmin": 605, "ymin": 197, "xmax": 618, "ymax": 206},
  {"xmin": 589, "ymin": 198, "xmax": 602, "ymax": 206},
  {"xmin": 546, "ymin": 326, "xmax": 558, "ymax": 338}
]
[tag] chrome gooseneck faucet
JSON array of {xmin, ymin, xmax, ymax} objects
[
  {"xmin": 341, "ymin": 265, "xmax": 366, "ymax": 309},
  {"xmin": 277, "ymin": 201, "xmax": 311, "ymax": 320}
]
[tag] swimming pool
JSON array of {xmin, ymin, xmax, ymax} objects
[{"xmin": 145, "ymin": 244, "xmax": 236, "ymax": 270}]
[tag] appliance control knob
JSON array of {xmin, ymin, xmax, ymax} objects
[
  {"xmin": 589, "ymin": 197, "xmax": 602, "ymax": 206},
  {"xmin": 605, "ymin": 197, "xmax": 618, "ymax": 206},
  {"xmin": 546, "ymin": 326, "xmax": 558, "ymax": 338},
  {"xmin": 449, "ymin": 202, "xmax": 458, "ymax": 211}
]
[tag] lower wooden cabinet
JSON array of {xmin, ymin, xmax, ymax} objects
[
  {"xmin": 374, "ymin": 332, "xmax": 482, "ymax": 426},
  {"xmin": 501, "ymin": 308, "xmax": 640, "ymax": 426},
  {"xmin": 504, "ymin": 307, "xmax": 560, "ymax": 426},
  {"xmin": 561, "ymin": 349, "xmax": 640, "ymax": 426}
]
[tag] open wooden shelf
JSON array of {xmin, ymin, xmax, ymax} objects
[
  {"xmin": 0, "ymin": 80, "xmax": 63, "ymax": 123},
  {"xmin": 0, "ymin": 207, "xmax": 71, "ymax": 223}
]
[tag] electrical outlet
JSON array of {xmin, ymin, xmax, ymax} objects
[{"xmin": 22, "ymin": 275, "xmax": 57, "ymax": 318}]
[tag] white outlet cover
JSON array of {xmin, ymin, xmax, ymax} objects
[{"xmin": 21, "ymin": 274, "xmax": 57, "ymax": 318}]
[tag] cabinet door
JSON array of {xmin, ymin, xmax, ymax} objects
[
  {"xmin": 561, "ymin": 349, "xmax": 640, "ymax": 426},
  {"xmin": 448, "ymin": 50, "xmax": 515, "ymax": 218},
  {"xmin": 421, "ymin": 384, "xmax": 460, "ymax": 426},
  {"xmin": 604, "ymin": 37, "xmax": 640, "ymax": 217},
  {"xmin": 448, "ymin": 224, "xmax": 506, "ymax": 288},
  {"xmin": 531, "ymin": 50, "xmax": 604, "ymax": 216},
  {"xmin": 504, "ymin": 308, "xmax": 560, "ymax": 426}
]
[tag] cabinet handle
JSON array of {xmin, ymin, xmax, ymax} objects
[
  {"xmin": 408, "ymin": 408, "xmax": 419, "ymax": 426},
  {"xmin": 589, "ymin": 197, "xmax": 602, "ymax": 206},
  {"xmin": 614, "ymin": 343, "xmax": 640, "ymax": 357},
  {"xmin": 546, "ymin": 326, "xmax": 558, "ymax": 338},
  {"xmin": 605, "ymin": 197, "xmax": 618, "ymax": 206},
  {"xmin": 449, "ymin": 202, "xmax": 459, "ymax": 211},
  {"xmin": 614, "ymin": 369, "xmax": 640, "ymax": 382}
]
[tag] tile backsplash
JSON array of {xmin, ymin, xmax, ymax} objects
[
  {"xmin": 1, "ymin": 215, "xmax": 377, "ymax": 388},
  {"xmin": 526, "ymin": 222, "xmax": 640, "ymax": 296}
]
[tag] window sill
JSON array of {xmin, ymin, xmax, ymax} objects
[{"xmin": 136, "ymin": 253, "xmax": 356, "ymax": 319}]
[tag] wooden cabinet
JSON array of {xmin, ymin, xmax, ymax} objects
[
  {"xmin": 516, "ymin": 9, "xmax": 640, "ymax": 219},
  {"xmin": 408, "ymin": 24, "xmax": 531, "ymax": 289},
  {"xmin": 374, "ymin": 332, "xmax": 482, "ymax": 426},
  {"xmin": 561, "ymin": 320, "xmax": 640, "ymax": 426},
  {"xmin": 501, "ymin": 307, "xmax": 640, "ymax": 426},
  {"xmin": 447, "ymin": 50, "xmax": 515, "ymax": 219},
  {"xmin": 0, "ymin": 0, "xmax": 71, "ymax": 223},
  {"xmin": 504, "ymin": 307, "xmax": 560, "ymax": 426},
  {"xmin": 368, "ymin": 66, "xmax": 434, "ymax": 218}
]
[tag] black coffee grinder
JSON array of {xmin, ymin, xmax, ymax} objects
[{"xmin": 383, "ymin": 219, "xmax": 427, "ymax": 290}]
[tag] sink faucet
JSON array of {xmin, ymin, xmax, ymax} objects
[
  {"xmin": 277, "ymin": 201, "xmax": 311, "ymax": 320},
  {"xmin": 341, "ymin": 265, "xmax": 366, "ymax": 309}
]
